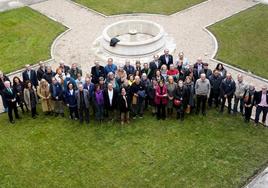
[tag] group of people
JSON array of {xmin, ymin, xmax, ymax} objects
[{"xmin": 0, "ymin": 49, "xmax": 267, "ymax": 126}]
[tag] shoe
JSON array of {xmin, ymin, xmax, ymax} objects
[
  {"xmin": 10, "ymin": 120, "xmax": 15, "ymax": 124},
  {"xmin": 139, "ymin": 116, "xmax": 143, "ymax": 119},
  {"xmin": 55, "ymin": 113, "xmax": 58, "ymax": 117},
  {"xmin": 61, "ymin": 113, "xmax": 64, "ymax": 117},
  {"xmin": 121, "ymin": 121, "xmax": 124, "ymax": 125},
  {"xmin": 32, "ymin": 116, "xmax": 36, "ymax": 119},
  {"xmin": 133, "ymin": 116, "xmax": 137, "ymax": 119},
  {"xmin": 254, "ymin": 123, "xmax": 258, "ymax": 127},
  {"xmin": 16, "ymin": 116, "xmax": 21, "ymax": 120}
]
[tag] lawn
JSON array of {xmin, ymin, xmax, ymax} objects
[
  {"xmin": 209, "ymin": 4, "xmax": 268, "ymax": 79},
  {"xmin": 0, "ymin": 108, "xmax": 268, "ymax": 187},
  {"xmin": 73, "ymin": 0, "xmax": 206, "ymax": 15},
  {"xmin": 0, "ymin": 7, "xmax": 66, "ymax": 74}
]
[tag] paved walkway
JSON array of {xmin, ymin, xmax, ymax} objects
[{"xmin": 0, "ymin": 0, "xmax": 45, "ymax": 12}]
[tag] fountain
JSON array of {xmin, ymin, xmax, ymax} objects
[{"xmin": 92, "ymin": 20, "xmax": 176, "ymax": 65}]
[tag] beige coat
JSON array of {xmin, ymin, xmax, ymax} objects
[
  {"xmin": 37, "ymin": 86, "xmax": 54, "ymax": 112},
  {"xmin": 24, "ymin": 88, "xmax": 38, "ymax": 110}
]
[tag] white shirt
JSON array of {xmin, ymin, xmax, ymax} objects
[
  {"xmin": 69, "ymin": 89, "xmax": 74, "ymax": 95},
  {"xmin": 108, "ymin": 89, "xmax": 113, "ymax": 106},
  {"xmin": 165, "ymin": 55, "xmax": 169, "ymax": 63}
]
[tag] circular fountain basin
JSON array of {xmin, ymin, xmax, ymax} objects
[
  {"xmin": 101, "ymin": 20, "xmax": 166, "ymax": 57},
  {"xmin": 92, "ymin": 20, "xmax": 176, "ymax": 64}
]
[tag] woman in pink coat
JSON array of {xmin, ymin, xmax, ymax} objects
[{"xmin": 155, "ymin": 80, "xmax": 168, "ymax": 120}]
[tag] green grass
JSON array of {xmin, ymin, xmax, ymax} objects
[
  {"xmin": 209, "ymin": 4, "xmax": 268, "ymax": 79},
  {"xmin": 0, "ymin": 7, "xmax": 66, "ymax": 73},
  {"xmin": 0, "ymin": 108, "xmax": 267, "ymax": 187},
  {"xmin": 73, "ymin": 0, "xmax": 206, "ymax": 15}
]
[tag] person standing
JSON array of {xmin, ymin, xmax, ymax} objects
[
  {"xmin": 22, "ymin": 64, "xmax": 38, "ymax": 88},
  {"xmin": 104, "ymin": 58, "xmax": 117, "ymax": 76},
  {"xmin": 65, "ymin": 82, "xmax": 79, "ymax": 120},
  {"xmin": 69, "ymin": 63, "xmax": 82, "ymax": 80},
  {"xmin": 220, "ymin": 73, "xmax": 236, "ymax": 114},
  {"xmin": 155, "ymin": 80, "xmax": 168, "ymax": 120},
  {"xmin": 174, "ymin": 80, "xmax": 189, "ymax": 121},
  {"xmin": 37, "ymin": 79, "xmax": 54, "ymax": 115},
  {"xmin": 2, "ymin": 81, "xmax": 20, "ymax": 123},
  {"xmin": 130, "ymin": 76, "xmax": 146, "ymax": 118},
  {"xmin": 103, "ymin": 83, "xmax": 118, "ymax": 121},
  {"xmin": 50, "ymin": 77, "xmax": 64, "ymax": 117},
  {"xmin": 0, "ymin": 71, "xmax": 10, "ymax": 112},
  {"xmin": 118, "ymin": 88, "xmax": 131, "ymax": 125},
  {"xmin": 233, "ymin": 74, "xmax": 247, "ymax": 115},
  {"xmin": 76, "ymin": 83, "xmax": 91, "ymax": 124},
  {"xmin": 243, "ymin": 84, "xmax": 255, "ymax": 123},
  {"xmin": 208, "ymin": 70, "xmax": 222, "ymax": 108},
  {"xmin": 195, "ymin": 73, "xmax": 211, "ymax": 116},
  {"xmin": 93, "ymin": 84, "xmax": 105, "ymax": 122},
  {"xmin": 254, "ymin": 86, "xmax": 268, "ymax": 126},
  {"xmin": 36, "ymin": 61, "xmax": 46, "ymax": 81},
  {"xmin": 91, "ymin": 60, "xmax": 105, "ymax": 84},
  {"xmin": 13, "ymin": 76, "xmax": 27, "ymax": 113},
  {"xmin": 159, "ymin": 49, "xmax": 173, "ymax": 69},
  {"xmin": 166, "ymin": 76, "xmax": 177, "ymax": 117},
  {"xmin": 24, "ymin": 81, "xmax": 38, "ymax": 119}
]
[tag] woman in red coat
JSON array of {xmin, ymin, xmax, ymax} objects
[{"xmin": 155, "ymin": 80, "xmax": 168, "ymax": 120}]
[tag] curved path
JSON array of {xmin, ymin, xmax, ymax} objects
[{"xmin": 29, "ymin": 0, "xmax": 255, "ymax": 69}]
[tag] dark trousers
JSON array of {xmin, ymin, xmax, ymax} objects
[
  {"xmin": 157, "ymin": 103, "xmax": 166, "ymax": 120},
  {"xmin": 8, "ymin": 102, "xmax": 19, "ymax": 122},
  {"xmin": 244, "ymin": 106, "xmax": 253, "ymax": 122},
  {"xmin": 196, "ymin": 95, "xmax": 207, "ymax": 114},
  {"xmin": 132, "ymin": 98, "xmax": 144, "ymax": 117},
  {"xmin": 95, "ymin": 105, "xmax": 104, "ymax": 121},
  {"xmin": 233, "ymin": 96, "xmax": 244, "ymax": 114},
  {"xmin": 31, "ymin": 107, "xmax": 37, "ymax": 117},
  {"xmin": 208, "ymin": 91, "xmax": 220, "ymax": 107},
  {"xmin": 69, "ymin": 106, "xmax": 78, "ymax": 119},
  {"xmin": 221, "ymin": 95, "xmax": 233, "ymax": 113},
  {"xmin": 176, "ymin": 104, "xmax": 185, "ymax": 120},
  {"xmin": 255, "ymin": 105, "xmax": 268, "ymax": 124},
  {"xmin": 78, "ymin": 107, "xmax": 90, "ymax": 124}
]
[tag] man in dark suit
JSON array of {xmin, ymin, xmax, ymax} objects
[
  {"xmin": 254, "ymin": 86, "xmax": 268, "ymax": 126},
  {"xmin": 36, "ymin": 61, "xmax": 46, "ymax": 81},
  {"xmin": 91, "ymin": 61, "xmax": 105, "ymax": 84},
  {"xmin": 103, "ymin": 82, "xmax": 118, "ymax": 120},
  {"xmin": 159, "ymin": 49, "xmax": 173, "ymax": 69},
  {"xmin": 22, "ymin": 64, "xmax": 38, "ymax": 87},
  {"xmin": 149, "ymin": 55, "xmax": 161, "ymax": 78},
  {"xmin": 76, "ymin": 83, "xmax": 91, "ymax": 124},
  {"xmin": 2, "ymin": 81, "xmax": 19, "ymax": 123}
]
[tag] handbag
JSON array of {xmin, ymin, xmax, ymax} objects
[{"xmin": 174, "ymin": 99, "xmax": 181, "ymax": 107}]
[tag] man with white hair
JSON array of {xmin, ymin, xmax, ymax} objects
[
  {"xmin": 2, "ymin": 81, "xmax": 19, "ymax": 123},
  {"xmin": 0, "ymin": 71, "xmax": 10, "ymax": 112},
  {"xmin": 254, "ymin": 85, "xmax": 268, "ymax": 126},
  {"xmin": 220, "ymin": 73, "xmax": 236, "ymax": 114},
  {"xmin": 195, "ymin": 73, "xmax": 211, "ymax": 116}
]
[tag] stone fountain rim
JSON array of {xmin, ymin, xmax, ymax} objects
[{"xmin": 102, "ymin": 19, "xmax": 165, "ymax": 46}]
